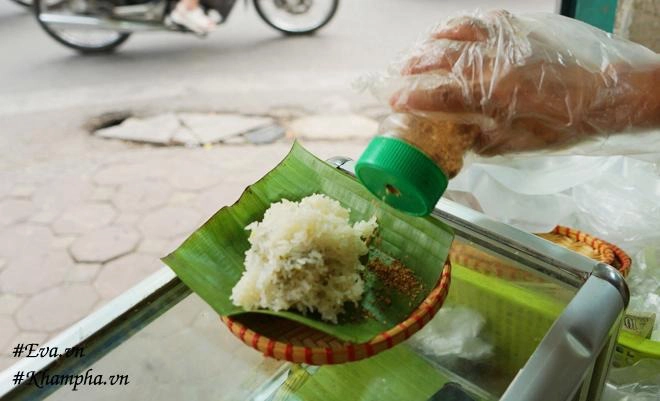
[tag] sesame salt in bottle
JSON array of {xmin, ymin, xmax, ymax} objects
[{"xmin": 355, "ymin": 113, "xmax": 479, "ymax": 216}]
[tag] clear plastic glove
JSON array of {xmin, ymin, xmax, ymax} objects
[{"xmin": 388, "ymin": 10, "xmax": 660, "ymax": 156}]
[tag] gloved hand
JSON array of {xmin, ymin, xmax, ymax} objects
[{"xmin": 389, "ymin": 10, "xmax": 660, "ymax": 156}]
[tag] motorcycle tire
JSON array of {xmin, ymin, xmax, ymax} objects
[
  {"xmin": 253, "ymin": 0, "xmax": 339, "ymax": 36},
  {"xmin": 33, "ymin": 0, "xmax": 131, "ymax": 54},
  {"xmin": 10, "ymin": 0, "xmax": 32, "ymax": 8}
]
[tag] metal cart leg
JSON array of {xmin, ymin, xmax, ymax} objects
[{"xmin": 501, "ymin": 264, "xmax": 628, "ymax": 401}]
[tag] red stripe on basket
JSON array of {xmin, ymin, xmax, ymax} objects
[
  {"xmin": 304, "ymin": 347, "xmax": 313, "ymax": 364},
  {"xmin": 284, "ymin": 344, "xmax": 293, "ymax": 361},
  {"xmin": 265, "ymin": 339, "xmax": 275, "ymax": 357},
  {"xmin": 381, "ymin": 331, "xmax": 394, "ymax": 348},
  {"xmin": 398, "ymin": 323, "xmax": 410, "ymax": 339},
  {"xmin": 347, "ymin": 344, "xmax": 356, "ymax": 361},
  {"xmin": 238, "ymin": 325, "xmax": 247, "ymax": 341},
  {"xmin": 325, "ymin": 348, "xmax": 334, "ymax": 364},
  {"xmin": 412, "ymin": 312, "xmax": 424, "ymax": 329},
  {"xmin": 365, "ymin": 343, "xmax": 375, "ymax": 357},
  {"xmin": 251, "ymin": 333, "xmax": 261, "ymax": 349},
  {"xmin": 226, "ymin": 319, "xmax": 233, "ymax": 331},
  {"xmin": 421, "ymin": 302, "xmax": 433, "ymax": 313}
]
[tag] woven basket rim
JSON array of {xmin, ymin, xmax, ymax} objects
[
  {"xmin": 551, "ymin": 225, "xmax": 631, "ymax": 277},
  {"xmin": 542, "ymin": 226, "xmax": 615, "ymax": 265},
  {"xmin": 221, "ymin": 259, "xmax": 452, "ymax": 365},
  {"xmin": 449, "ymin": 225, "xmax": 630, "ymax": 280}
]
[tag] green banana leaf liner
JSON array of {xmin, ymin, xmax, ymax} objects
[
  {"xmin": 266, "ymin": 345, "xmax": 491, "ymax": 401},
  {"xmin": 163, "ymin": 142, "xmax": 454, "ymax": 344}
]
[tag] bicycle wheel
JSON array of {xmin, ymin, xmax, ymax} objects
[
  {"xmin": 253, "ymin": 0, "xmax": 338, "ymax": 35},
  {"xmin": 34, "ymin": 0, "xmax": 131, "ymax": 54},
  {"xmin": 10, "ymin": 0, "xmax": 33, "ymax": 8}
]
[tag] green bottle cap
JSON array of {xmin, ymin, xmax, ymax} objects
[{"xmin": 355, "ymin": 136, "xmax": 448, "ymax": 216}]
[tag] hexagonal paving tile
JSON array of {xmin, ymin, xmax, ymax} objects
[
  {"xmin": 0, "ymin": 199, "xmax": 35, "ymax": 226},
  {"xmin": 0, "ymin": 316, "xmax": 18, "ymax": 351},
  {"xmin": 137, "ymin": 238, "xmax": 170, "ymax": 255},
  {"xmin": 166, "ymin": 160, "xmax": 224, "ymax": 192},
  {"xmin": 0, "ymin": 225, "xmax": 54, "ymax": 261},
  {"xmin": 0, "ymin": 250, "xmax": 73, "ymax": 295},
  {"xmin": 90, "ymin": 186, "xmax": 115, "ymax": 202},
  {"xmin": 52, "ymin": 203, "xmax": 116, "ymax": 235},
  {"xmin": 10, "ymin": 185, "xmax": 36, "ymax": 198},
  {"xmin": 194, "ymin": 183, "xmax": 245, "ymax": 218},
  {"xmin": 115, "ymin": 213, "xmax": 141, "ymax": 225},
  {"xmin": 0, "ymin": 293, "xmax": 24, "ymax": 315},
  {"xmin": 138, "ymin": 206, "xmax": 202, "ymax": 239},
  {"xmin": 69, "ymin": 226, "xmax": 140, "ymax": 263},
  {"xmin": 16, "ymin": 284, "xmax": 99, "ymax": 332},
  {"xmin": 9, "ymin": 331, "xmax": 49, "ymax": 351},
  {"xmin": 93, "ymin": 159, "xmax": 169, "ymax": 186},
  {"xmin": 29, "ymin": 210, "xmax": 60, "ymax": 225},
  {"xmin": 93, "ymin": 253, "xmax": 162, "ymax": 301},
  {"xmin": 0, "ymin": 178, "xmax": 11, "ymax": 199},
  {"xmin": 168, "ymin": 191, "xmax": 197, "ymax": 205},
  {"xmin": 112, "ymin": 179, "xmax": 172, "ymax": 212},
  {"xmin": 50, "ymin": 236, "xmax": 76, "ymax": 250},
  {"xmin": 32, "ymin": 177, "xmax": 93, "ymax": 214},
  {"xmin": 65, "ymin": 263, "xmax": 101, "ymax": 283}
]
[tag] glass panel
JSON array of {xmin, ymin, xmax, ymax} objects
[
  {"xmin": 44, "ymin": 294, "xmax": 286, "ymax": 401},
  {"xmin": 411, "ymin": 236, "xmax": 578, "ymax": 396},
  {"xmin": 241, "ymin": 237, "xmax": 580, "ymax": 401},
  {"xmin": 41, "ymin": 234, "xmax": 580, "ymax": 401}
]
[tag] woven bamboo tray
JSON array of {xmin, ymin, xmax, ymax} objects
[
  {"xmin": 541, "ymin": 226, "xmax": 631, "ymax": 277},
  {"xmin": 221, "ymin": 260, "xmax": 451, "ymax": 365},
  {"xmin": 450, "ymin": 225, "xmax": 629, "ymax": 282}
]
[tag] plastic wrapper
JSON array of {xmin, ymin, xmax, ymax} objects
[
  {"xmin": 409, "ymin": 306, "xmax": 493, "ymax": 360},
  {"xmin": 603, "ymin": 359, "xmax": 660, "ymax": 401},
  {"xmin": 626, "ymin": 249, "xmax": 660, "ymax": 341},
  {"xmin": 444, "ymin": 152, "xmax": 660, "ymax": 339},
  {"xmin": 360, "ymin": 10, "xmax": 660, "ymax": 162}
]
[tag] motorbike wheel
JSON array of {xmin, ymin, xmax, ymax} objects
[
  {"xmin": 34, "ymin": 0, "xmax": 131, "ymax": 54},
  {"xmin": 10, "ymin": 0, "xmax": 32, "ymax": 8},
  {"xmin": 253, "ymin": 0, "xmax": 339, "ymax": 35}
]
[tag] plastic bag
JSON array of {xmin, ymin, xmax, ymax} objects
[
  {"xmin": 409, "ymin": 306, "xmax": 493, "ymax": 360},
  {"xmin": 626, "ymin": 248, "xmax": 660, "ymax": 341},
  {"xmin": 603, "ymin": 359, "xmax": 660, "ymax": 401},
  {"xmin": 363, "ymin": 10, "xmax": 660, "ymax": 159},
  {"xmin": 444, "ymin": 152, "xmax": 660, "ymax": 339}
]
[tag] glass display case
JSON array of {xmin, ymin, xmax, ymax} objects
[{"xmin": 0, "ymin": 157, "xmax": 628, "ymax": 401}]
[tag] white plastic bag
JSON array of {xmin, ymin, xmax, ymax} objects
[{"xmin": 445, "ymin": 153, "xmax": 660, "ymax": 339}]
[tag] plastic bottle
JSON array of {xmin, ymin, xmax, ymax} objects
[{"xmin": 355, "ymin": 113, "xmax": 479, "ymax": 216}]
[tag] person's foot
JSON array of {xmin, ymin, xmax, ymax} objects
[{"xmin": 170, "ymin": 4, "xmax": 215, "ymax": 35}]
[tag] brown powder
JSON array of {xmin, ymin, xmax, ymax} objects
[
  {"xmin": 367, "ymin": 258, "xmax": 424, "ymax": 301},
  {"xmin": 401, "ymin": 116, "xmax": 480, "ymax": 178}
]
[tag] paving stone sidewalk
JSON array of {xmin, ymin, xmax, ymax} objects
[{"xmin": 0, "ymin": 110, "xmax": 375, "ymax": 371}]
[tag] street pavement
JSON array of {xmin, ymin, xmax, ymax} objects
[{"xmin": 0, "ymin": 0, "xmax": 554, "ymax": 371}]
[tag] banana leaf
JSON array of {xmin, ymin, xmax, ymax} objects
[
  {"xmin": 163, "ymin": 142, "xmax": 454, "ymax": 343},
  {"xmin": 273, "ymin": 346, "xmax": 450, "ymax": 401},
  {"xmin": 267, "ymin": 345, "xmax": 491, "ymax": 401}
]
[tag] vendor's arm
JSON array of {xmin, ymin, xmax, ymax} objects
[{"xmin": 390, "ymin": 11, "xmax": 660, "ymax": 156}]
